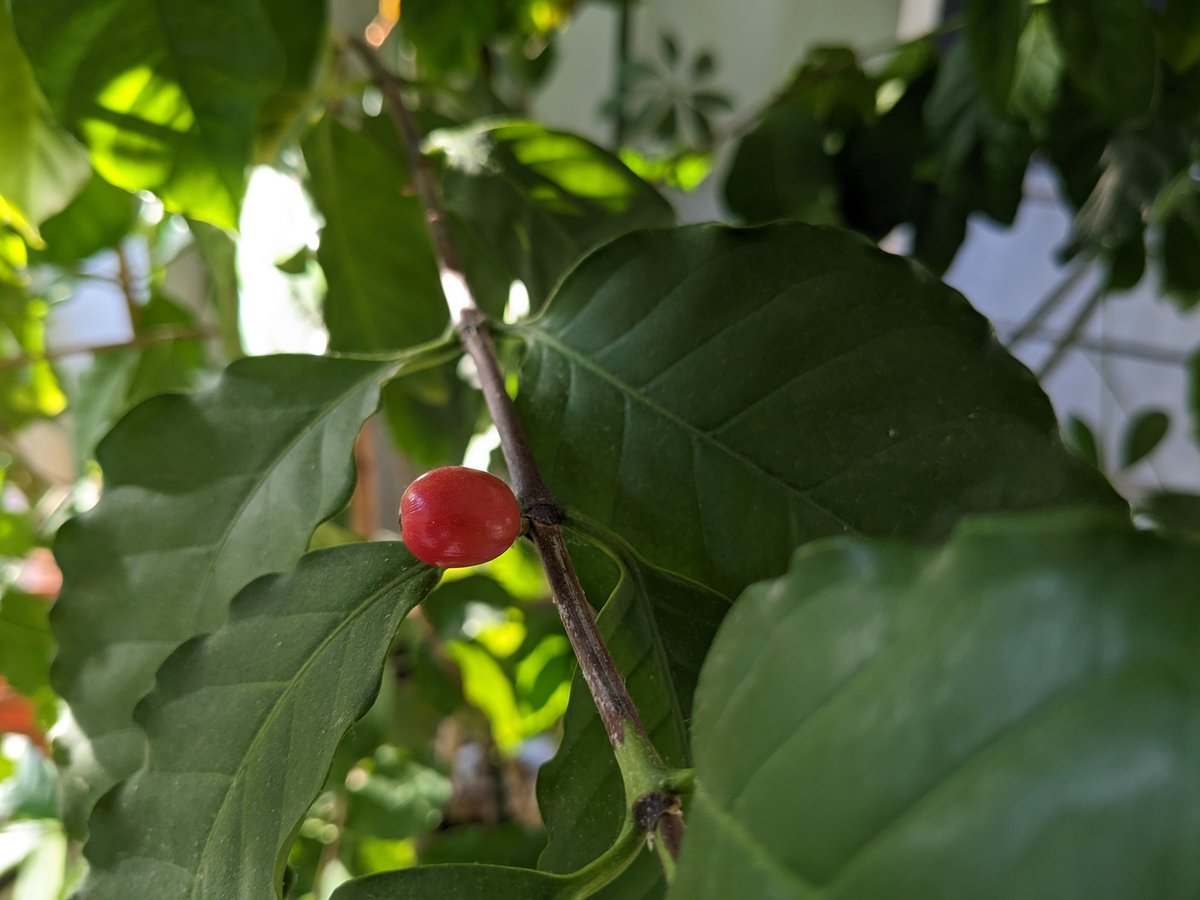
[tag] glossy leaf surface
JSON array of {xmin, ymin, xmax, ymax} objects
[
  {"xmin": 516, "ymin": 223, "xmax": 1123, "ymax": 598},
  {"xmin": 672, "ymin": 514, "xmax": 1200, "ymax": 899}
]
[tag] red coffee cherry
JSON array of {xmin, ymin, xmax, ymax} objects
[{"xmin": 400, "ymin": 466, "xmax": 522, "ymax": 567}]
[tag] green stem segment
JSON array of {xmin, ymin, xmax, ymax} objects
[{"xmin": 348, "ymin": 37, "xmax": 686, "ymax": 877}]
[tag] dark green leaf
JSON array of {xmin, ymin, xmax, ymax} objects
[
  {"xmin": 77, "ymin": 544, "xmax": 439, "ymax": 898},
  {"xmin": 964, "ymin": 0, "xmax": 1022, "ymax": 110},
  {"xmin": 1049, "ymin": 0, "xmax": 1158, "ymax": 123},
  {"xmin": 691, "ymin": 91, "xmax": 734, "ymax": 114},
  {"xmin": 659, "ymin": 33, "xmax": 680, "ymax": 68},
  {"xmin": 538, "ymin": 530, "xmax": 728, "ymax": 898},
  {"xmin": 345, "ymin": 751, "xmax": 452, "ymax": 842},
  {"xmin": 1065, "ymin": 414, "xmax": 1102, "ymax": 469},
  {"xmin": 1120, "ymin": 408, "xmax": 1169, "ymax": 469},
  {"xmin": 671, "ymin": 514, "xmax": 1200, "ymax": 899},
  {"xmin": 517, "ymin": 223, "xmax": 1122, "ymax": 598},
  {"xmin": 925, "ymin": 43, "xmax": 1034, "ymax": 226},
  {"xmin": 1067, "ymin": 125, "xmax": 1189, "ymax": 257},
  {"xmin": 255, "ymin": 0, "xmax": 326, "ymax": 163},
  {"xmin": 0, "ymin": 591, "xmax": 52, "ymax": 704},
  {"xmin": 691, "ymin": 50, "xmax": 716, "ymax": 80},
  {"xmin": 12, "ymin": 0, "xmax": 284, "ymax": 229},
  {"xmin": 431, "ymin": 120, "xmax": 673, "ymax": 308},
  {"xmin": 1008, "ymin": 8, "xmax": 1064, "ymax": 131},
  {"xmin": 302, "ymin": 117, "xmax": 446, "ymax": 352},
  {"xmin": 0, "ymin": 2, "xmax": 89, "ymax": 228},
  {"xmin": 52, "ymin": 354, "xmax": 392, "ymax": 834},
  {"xmin": 29, "ymin": 173, "xmax": 139, "ymax": 265},
  {"xmin": 654, "ymin": 104, "xmax": 679, "ymax": 142},
  {"xmin": 1160, "ymin": 0, "xmax": 1200, "ymax": 73},
  {"xmin": 1162, "ymin": 206, "xmax": 1200, "ymax": 308},
  {"xmin": 1139, "ymin": 490, "xmax": 1200, "ymax": 537},
  {"xmin": 332, "ymin": 863, "xmax": 565, "ymax": 900},
  {"xmin": 722, "ymin": 103, "xmax": 839, "ymax": 224},
  {"xmin": 380, "ymin": 367, "xmax": 481, "ymax": 469}
]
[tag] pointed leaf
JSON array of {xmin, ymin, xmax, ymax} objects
[
  {"xmin": 671, "ymin": 514, "xmax": 1200, "ymax": 899},
  {"xmin": 78, "ymin": 543, "xmax": 439, "ymax": 899},
  {"xmin": 723, "ymin": 103, "xmax": 838, "ymax": 225},
  {"xmin": 430, "ymin": 120, "xmax": 674, "ymax": 308},
  {"xmin": 537, "ymin": 531, "xmax": 729, "ymax": 898},
  {"xmin": 52, "ymin": 354, "xmax": 392, "ymax": 833},
  {"xmin": 1007, "ymin": 7, "xmax": 1064, "ymax": 130},
  {"xmin": 12, "ymin": 0, "xmax": 284, "ymax": 228},
  {"xmin": 0, "ymin": 3, "xmax": 89, "ymax": 226},
  {"xmin": 302, "ymin": 117, "xmax": 447, "ymax": 352},
  {"xmin": 1048, "ymin": 0, "xmax": 1158, "ymax": 123},
  {"xmin": 1120, "ymin": 408, "xmax": 1169, "ymax": 469},
  {"xmin": 516, "ymin": 223, "xmax": 1123, "ymax": 599},
  {"xmin": 1064, "ymin": 414, "xmax": 1102, "ymax": 469},
  {"xmin": 963, "ymin": 0, "xmax": 1022, "ymax": 110}
]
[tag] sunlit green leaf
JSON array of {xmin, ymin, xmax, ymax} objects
[
  {"xmin": 12, "ymin": 0, "xmax": 285, "ymax": 228},
  {"xmin": 1064, "ymin": 414, "xmax": 1102, "ymax": 469},
  {"xmin": 255, "ymin": 0, "xmax": 326, "ymax": 163},
  {"xmin": 29, "ymin": 173, "xmax": 139, "ymax": 266},
  {"xmin": 430, "ymin": 120, "xmax": 674, "ymax": 307},
  {"xmin": 1049, "ymin": 0, "xmax": 1157, "ymax": 123},
  {"xmin": 1008, "ymin": 8, "xmax": 1064, "ymax": 131},
  {"xmin": 963, "ymin": 0, "xmax": 1021, "ymax": 110},
  {"xmin": 723, "ymin": 103, "xmax": 839, "ymax": 225}
]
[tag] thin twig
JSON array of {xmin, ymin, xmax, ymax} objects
[
  {"xmin": 0, "ymin": 326, "xmax": 219, "ymax": 372},
  {"xmin": 116, "ymin": 243, "xmax": 142, "ymax": 330},
  {"xmin": 348, "ymin": 37, "xmax": 680, "ymax": 860},
  {"xmin": 1036, "ymin": 283, "xmax": 1106, "ymax": 380},
  {"xmin": 1005, "ymin": 258, "xmax": 1094, "ymax": 349},
  {"xmin": 1015, "ymin": 330, "xmax": 1193, "ymax": 368}
]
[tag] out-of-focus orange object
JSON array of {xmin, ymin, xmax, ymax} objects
[
  {"xmin": 15, "ymin": 547, "xmax": 61, "ymax": 598},
  {"xmin": 0, "ymin": 677, "xmax": 46, "ymax": 751},
  {"xmin": 365, "ymin": 0, "xmax": 400, "ymax": 47}
]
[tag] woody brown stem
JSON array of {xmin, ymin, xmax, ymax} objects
[{"xmin": 348, "ymin": 37, "xmax": 681, "ymax": 863}]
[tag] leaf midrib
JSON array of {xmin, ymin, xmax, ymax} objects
[
  {"xmin": 524, "ymin": 325, "xmax": 859, "ymax": 535},
  {"xmin": 187, "ymin": 363, "xmax": 387, "ymax": 632},
  {"xmin": 185, "ymin": 566, "xmax": 419, "ymax": 897}
]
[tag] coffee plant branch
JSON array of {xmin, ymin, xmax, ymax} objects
[{"xmin": 347, "ymin": 38, "xmax": 687, "ymax": 866}]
